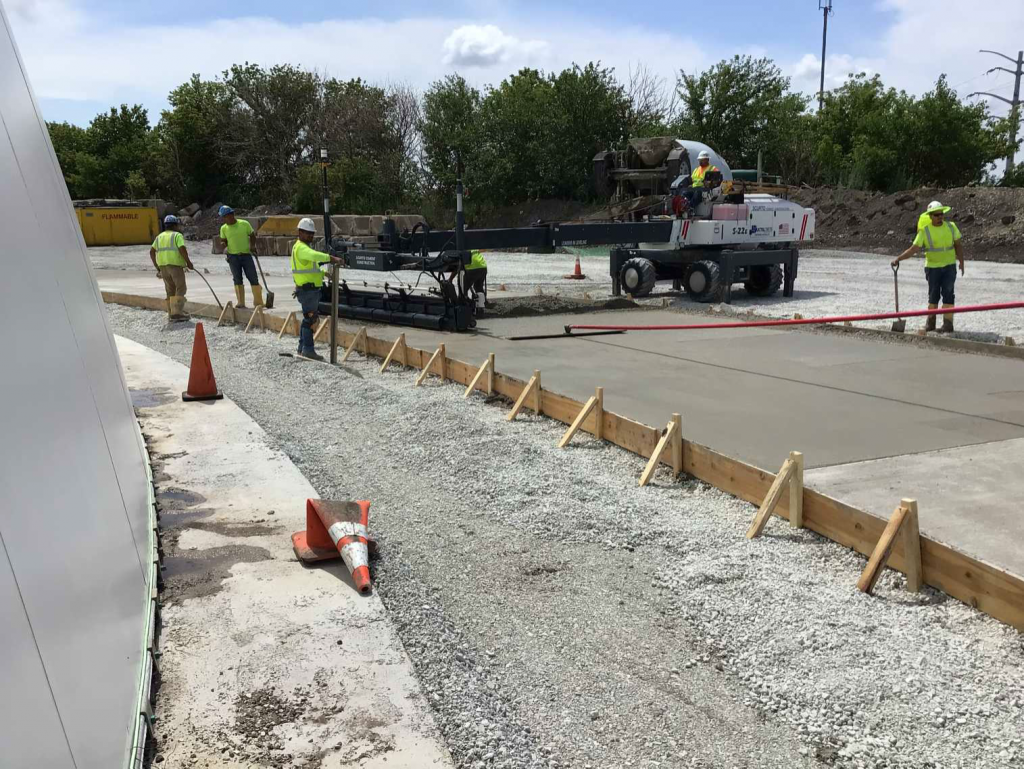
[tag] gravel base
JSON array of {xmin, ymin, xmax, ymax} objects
[{"xmin": 108, "ymin": 305, "xmax": 1024, "ymax": 769}]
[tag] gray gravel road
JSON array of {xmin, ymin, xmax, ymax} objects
[{"xmin": 107, "ymin": 305, "xmax": 1024, "ymax": 769}]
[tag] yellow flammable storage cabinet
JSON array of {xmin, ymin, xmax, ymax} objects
[{"xmin": 76, "ymin": 206, "xmax": 159, "ymax": 246}]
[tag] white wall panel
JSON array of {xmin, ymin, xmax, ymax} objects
[{"xmin": 0, "ymin": 3, "xmax": 152, "ymax": 767}]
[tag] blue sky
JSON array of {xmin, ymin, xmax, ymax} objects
[{"xmin": 5, "ymin": 0, "xmax": 1022, "ymax": 129}]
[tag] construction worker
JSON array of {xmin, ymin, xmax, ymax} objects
[
  {"xmin": 685, "ymin": 150, "xmax": 719, "ymax": 212},
  {"xmin": 291, "ymin": 217, "xmax": 342, "ymax": 360},
  {"xmin": 149, "ymin": 214, "xmax": 194, "ymax": 321},
  {"xmin": 892, "ymin": 200, "xmax": 965, "ymax": 333},
  {"xmin": 464, "ymin": 249, "xmax": 488, "ymax": 309},
  {"xmin": 216, "ymin": 206, "xmax": 262, "ymax": 309}
]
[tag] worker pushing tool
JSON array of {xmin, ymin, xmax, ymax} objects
[
  {"xmin": 149, "ymin": 214, "xmax": 195, "ymax": 321},
  {"xmin": 892, "ymin": 200, "xmax": 965, "ymax": 333},
  {"xmin": 217, "ymin": 205, "xmax": 263, "ymax": 309},
  {"xmin": 291, "ymin": 217, "xmax": 342, "ymax": 360}
]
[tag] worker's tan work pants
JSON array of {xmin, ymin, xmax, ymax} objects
[{"xmin": 160, "ymin": 265, "xmax": 187, "ymax": 299}]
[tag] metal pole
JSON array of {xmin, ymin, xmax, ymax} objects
[
  {"xmin": 320, "ymin": 148, "xmax": 333, "ymax": 248},
  {"xmin": 1009, "ymin": 50, "xmax": 1023, "ymax": 171},
  {"xmin": 329, "ymin": 262, "xmax": 339, "ymax": 364},
  {"xmin": 818, "ymin": 1, "xmax": 831, "ymax": 113},
  {"xmin": 757, "ymin": 149, "xmax": 763, "ymax": 183}
]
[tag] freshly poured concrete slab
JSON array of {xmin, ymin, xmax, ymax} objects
[{"xmin": 806, "ymin": 439, "xmax": 1024, "ymax": 576}]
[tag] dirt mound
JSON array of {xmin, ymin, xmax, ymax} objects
[{"xmin": 790, "ymin": 186, "xmax": 1024, "ymax": 261}]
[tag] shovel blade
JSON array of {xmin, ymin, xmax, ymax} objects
[
  {"xmin": 891, "ymin": 319, "xmax": 906, "ymax": 333},
  {"xmin": 265, "ymin": 291, "xmax": 275, "ymax": 309}
]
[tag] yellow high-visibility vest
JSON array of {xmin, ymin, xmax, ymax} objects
[
  {"xmin": 692, "ymin": 163, "xmax": 719, "ymax": 188},
  {"xmin": 467, "ymin": 250, "xmax": 487, "ymax": 271},
  {"xmin": 291, "ymin": 240, "xmax": 329, "ymax": 287},
  {"xmin": 152, "ymin": 230, "xmax": 186, "ymax": 267},
  {"xmin": 912, "ymin": 221, "xmax": 961, "ymax": 268}
]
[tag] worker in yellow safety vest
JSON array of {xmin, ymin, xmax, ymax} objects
[
  {"xmin": 217, "ymin": 205, "xmax": 262, "ymax": 309},
  {"xmin": 149, "ymin": 214, "xmax": 195, "ymax": 321},
  {"xmin": 684, "ymin": 150, "xmax": 720, "ymax": 212},
  {"xmin": 291, "ymin": 217, "xmax": 342, "ymax": 360},
  {"xmin": 465, "ymin": 249, "xmax": 488, "ymax": 309},
  {"xmin": 892, "ymin": 200, "xmax": 965, "ymax": 333}
]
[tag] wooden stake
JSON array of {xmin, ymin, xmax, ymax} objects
[
  {"xmin": 216, "ymin": 301, "xmax": 235, "ymax": 326},
  {"xmin": 313, "ymin": 317, "xmax": 330, "ymax": 342},
  {"xmin": 789, "ymin": 451, "xmax": 804, "ymax": 528},
  {"xmin": 557, "ymin": 387, "xmax": 603, "ymax": 448},
  {"xmin": 670, "ymin": 413, "xmax": 682, "ymax": 477},
  {"xmin": 594, "ymin": 386, "xmax": 604, "ymax": 440},
  {"xmin": 341, "ymin": 327, "xmax": 367, "ymax": 362},
  {"xmin": 439, "ymin": 344, "xmax": 447, "ymax": 381},
  {"xmin": 746, "ymin": 457, "xmax": 796, "ymax": 538},
  {"xmin": 464, "ymin": 354, "xmax": 494, "ymax": 398},
  {"xmin": 900, "ymin": 498, "xmax": 922, "ymax": 593},
  {"xmin": 380, "ymin": 334, "xmax": 407, "ymax": 374},
  {"xmin": 244, "ymin": 307, "xmax": 265, "ymax": 334},
  {"xmin": 857, "ymin": 505, "xmax": 910, "ymax": 594},
  {"xmin": 638, "ymin": 417, "xmax": 679, "ymax": 487},
  {"xmin": 532, "ymin": 369, "xmax": 541, "ymax": 413},
  {"xmin": 507, "ymin": 370, "xmax": 541, "ymax": 421},
  {"xmin": 278, "ymin": 311, "xmax": 297, "ymax": 339},
  {"xmin": 416, "ymin": 344, "xmax": 446, "ymax": 386}
]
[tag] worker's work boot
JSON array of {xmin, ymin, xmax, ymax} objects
[
  {"xmin": 165, "ymin": 299, "xmax": 174, "ymax": 321},
  {"xmin": 299, "ymin": 349, "xmax": 324, "ymax": 362},
  {"xmin": 924, "ymin": 303, "xmax": 938, "ymax": 333},
  {"xmin": 251, "ymin": 284, "xmax": 264, "ymax": 308},
  {"xmin": 941, "ymin": 306, "xmax": 954, "ymax": 333},
  {"xmin": 169, "ymin": 297, "xmax": 190, "ymax": 321},
  {"xmin": 234, "ymin": 285, "xmax": 247, "ymax": 309}
]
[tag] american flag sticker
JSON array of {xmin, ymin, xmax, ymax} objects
[{"xmin": 779, "ymin": 223, "xmax": 791, "ymax": 235}]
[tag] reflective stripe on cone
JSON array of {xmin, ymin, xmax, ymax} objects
[{"xmin": 291, "ymin": 499, "xmax": 374, "ymax": 594}]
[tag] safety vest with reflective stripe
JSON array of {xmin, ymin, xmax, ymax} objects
[
  {"xmin": 291, "ymin": 239, "xmax": 330, "ymax": 288},
  {"xmin": 152, "ymin": 230, "xmax": 186, "ymax": 267},
  {"xmin": 692, "ymin": 163, "xmax": 719, "ymax": 188},
  {"xmin": 914, "ymin": 221, "xmax": 960, "ymax": 268},
  {"xmin": 467, "ymin": 250, "xmax": 487, "ymax": 271}
]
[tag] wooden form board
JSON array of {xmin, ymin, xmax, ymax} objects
[{"xmin": 101, "ymin": 290, "xmax": 1024, "ymax": 632}]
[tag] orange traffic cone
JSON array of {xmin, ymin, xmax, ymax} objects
[
  {"xmin": 292, "ymin": 499, "xmax": 376, "ymax": 594},
  {"xmin": 564, "ymin": 255, "xmax": 586, "ymax": 280},
  {"xmin": 182, "ymin": 323, "xmax": 223, "ymax": 402}
]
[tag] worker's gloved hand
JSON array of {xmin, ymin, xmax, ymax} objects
[{"xmin": 890, "ymin": 259, "xmax": 899, "ymax": 267}]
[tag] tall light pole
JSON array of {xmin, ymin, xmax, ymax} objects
[
  {"xmin": 970, "ymin": 49, "xmax": 1023, "ymax": 173},
  {"xmin": 818, "ymin": 0, "xmax": 833, "ymax": 112}
]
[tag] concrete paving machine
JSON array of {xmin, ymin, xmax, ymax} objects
[{"xmin": 317, "ymin": 144, "xmax": 815, "ymax": 331}]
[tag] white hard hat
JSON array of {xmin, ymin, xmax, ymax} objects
[
  {"xmin": 698, "ymin": 150, "xmax": 710, "ymax": 160},
  {"xmin": 297, "ymin": 217, "xmax": 317, "ymax": 233},
  {"xmin": 926, "ymin": 200, "xmax": 951, "ymax": 215}
]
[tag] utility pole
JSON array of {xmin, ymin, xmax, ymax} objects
[
  {"xmin": 818, "ymin": 0, "xmax": 833, "ymax": 112},
  {"xmin": 970, "ymin": 49, "xmax": 1023, "ymax": 172}
]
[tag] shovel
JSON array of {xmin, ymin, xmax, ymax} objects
[
  {"xmin": 253, "ymin": 253, "xmax": 275, "ymax": 309},
  {"xmin": 891, "ymin": 263, "xmax": 906, "ymax": 333},
  {"xmin": 192, "ymin": 268, "xmax": 223, "ymax": 310}
]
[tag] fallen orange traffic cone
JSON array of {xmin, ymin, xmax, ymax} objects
[
  {"xmin": 292, "ymin": 500, "xmax": 376, "ymax": 594},
  {"xmin": 564, "ymin": 255, "xmax": 586, "ymax": 280},
  {"xmin": 182, "ymin": 323, "xmax": 223, "ymax": 402}
]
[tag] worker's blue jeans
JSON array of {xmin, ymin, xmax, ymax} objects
[
  {"xmin": 295, "ymin": 287, "xmax": 321, "ymax": 353},
  {"xmin": 226, "ymin": 253, "xmax": 259, "ymax": 286},
  {"xmin": 925, "ymin": 264, "xmax": 956, "ymax": 306}
]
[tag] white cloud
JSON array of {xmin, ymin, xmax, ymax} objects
[
  {"xmin": 787, "ymin": 52, "xmax": 880, "ymax": 97},
  {"xmin": 5, "ymin": 6, "xmax": 707, "ymax": 125},
  {"xmin": 442, "ymin": 24, "xmax": 548, "ymax": 68}
]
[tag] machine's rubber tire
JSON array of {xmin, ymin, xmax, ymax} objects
[
  {"xmin": 683, "ymin": 261, "xmax": 724, "ymax": 303},
  {"xmin": 744, "ymin": 264, "xmax": 783, "ymax": 297},
  {"xmin": 619, "ymin": 258, "xmax": 657, "ymax": 297}
]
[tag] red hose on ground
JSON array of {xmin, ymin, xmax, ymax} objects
[{"xmin": 567, "ymin": 301, "xmax": 1024, "ymax": 332}]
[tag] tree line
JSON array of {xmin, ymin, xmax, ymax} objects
[{"xmin": 48, "ymin": 56, "xmax": 1021, "ymax": 216}]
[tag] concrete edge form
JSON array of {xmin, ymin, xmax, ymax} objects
[{"xmin": 102, "ymin": 291, "xmax": 1024, "ymax": 633}]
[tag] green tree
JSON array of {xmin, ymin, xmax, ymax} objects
[
  {"xmin": 156, "ymin": 75, "xmax": 239, "ymax": 205},
  {"xmin": 544, "ymin": 63, "xmax": 631, "ymax": 199},
  {"xmin": 903, "ymin": 75, "xmax": 1010, "ymax": 187},
  {"xmin": 420, "ymin": 74, "xmax": 481, "ymax": 199},
  {"xmin": 673, "ymin": 56, "xmax": 807, "ymax": 171},
  {"xmin": 46, "ymin": 121, "xmax": 89, "ymax": 198}
]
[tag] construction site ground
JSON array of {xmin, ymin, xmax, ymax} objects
[{"xmin": 106, "ymin": 302, "xmax": 1024, "ymax": 769}]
